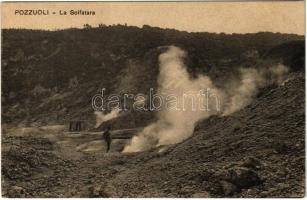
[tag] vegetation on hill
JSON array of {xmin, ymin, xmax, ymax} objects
[{"xmin": 1, "ymin": 25, "xmax": 304, "ymax": 126}]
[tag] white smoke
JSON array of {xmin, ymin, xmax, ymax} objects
[
  {"xmin": 123, "ymin": 46, "xmax": 289, "ymax": 153},
  {"xmin": 223, "ymin": 64, "xmax": 288, "ymax": 115},
  {"xmin": 123, "ymin": 46, "xmax": 222, "ymax": 152},
  {"xmin": 94, "ymin": 109, "xmax": 121, "ymax": 128}
]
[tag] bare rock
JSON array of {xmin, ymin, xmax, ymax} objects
[
  {"xmin": 225, "ymin": 166, "xmax": 262, "ymax": 189},
  {"xmin": 89, "ymin": 185, "xmax": 109, "ymax": 197},
  {"xmin": 242, "ymin": 157, "xmax": 261, "ymax": 169},
  {"xmin": 7, "ymin": 186, "xmax": 26, "ymax": 197},
  {"xmin": 192, "ymin": 191, "xmax": 210, "ymax": 198},
  {"xmin": 220, "ymin": 180, "xmax": 237, "ymax": 196}
]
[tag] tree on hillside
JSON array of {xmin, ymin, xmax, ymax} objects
[{"xmin": 83, "ymin": 24, "xmax": 92, "ymax": 29}]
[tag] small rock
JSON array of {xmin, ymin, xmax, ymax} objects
[
  {"xmin": 242, "ymin": 157, "xmax": 261, "ymax": 169},
  {"xmin": 259, "ymin": 190, "xmax": 269, "ymax": 197},
  {"xmin": 220, "ymin": 180, "xmax": 237, "ymax": 196},
  {"xmin": 226, "ymin": 167, "xmax": 262, "ymax": 189},
  {"xmin": 192, "ymin": 191, "xmax": 210, "ymax": 198},
  {"xmin": 87, "ymin": 179, "xmax": 94, "ymax": 184},
  {"xmin": 181, "ymin": 185, "xmax": 194, "ymax": 193},
  {"xmin": 89, "ymin": 185, "xmax": 108, "ymax": 197},
  {"xmin": 7, "ymin": 186, "xmax": 26, "ymax": 197}
]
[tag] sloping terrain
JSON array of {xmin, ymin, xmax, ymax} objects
[
  {"xmin": 105, "ymin": 71, "xmax": 305, "ymax": 197},
  {"xmin": 2, "ymin": 71, "xmax": 304, "ymax": 197},
  {"xmin": 2, "ymin": 27, "xmax": 304, "ymax": 127}
]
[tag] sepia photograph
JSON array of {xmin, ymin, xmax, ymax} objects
[{"xmin": 1, "ymin": 1, "xmax": 305, "ymax": 198}]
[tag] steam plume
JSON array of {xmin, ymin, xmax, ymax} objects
[
  {"xmin": 223, "ymin": 64, "xmax": 288, "ymax": 115},
  {"xmin": 94, "ymin": 109, "xmax": 121, "ymax": 128},
  {"xmin": 123, "ymin": 46, "xmax": 222, "ymax": 152},
  {"xmin": 123, "ymin": 46, "xmax": 289, "ymax": 153}
]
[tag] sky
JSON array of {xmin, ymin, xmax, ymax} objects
[{"xmin": 1, "ymin": 2, "xmax": 305, "ymax": 35}]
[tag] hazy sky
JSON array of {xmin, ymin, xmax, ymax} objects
[{"xmin": 1, "ymin": 2, "xmax": 305, "ymax": 34}]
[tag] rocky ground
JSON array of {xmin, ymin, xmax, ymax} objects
[{"xmin": 2, "ymin": 72, "xmax": 305, "ymax": 197}]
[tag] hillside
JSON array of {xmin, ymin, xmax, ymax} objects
[
  {"xmin": 105, "ymin": 71, "xmax": 305, "ymax": 197},
  {"xmin": 1, "ymin": 26, "xmax": 304, "ymax": 128}
]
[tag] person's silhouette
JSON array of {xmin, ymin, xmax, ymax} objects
[{"xmin": 102, "ymin": 125, "xmax": 112, "ymax": 153}]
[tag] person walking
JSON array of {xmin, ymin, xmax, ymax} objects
[{"xmin": 102, "ymin": 125, "xmax": 112, "ymax": 153}]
